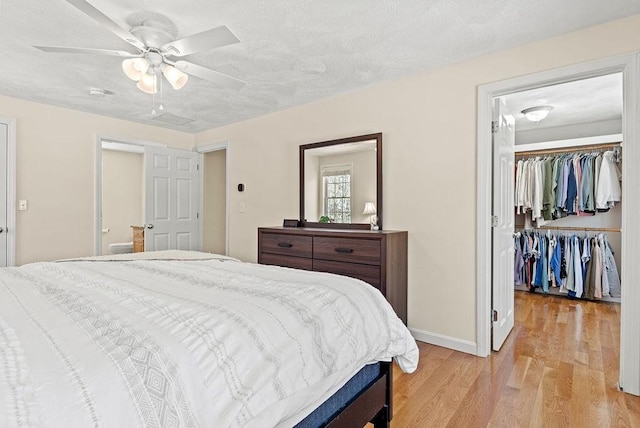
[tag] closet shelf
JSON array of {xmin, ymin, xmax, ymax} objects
[
  {"xmin": 515, "ymin": 141, "xmax": 621, "ymax": 157},
  {"xmin": 515, "ymin": 224, "xmax": 621, "ymax": 233}
]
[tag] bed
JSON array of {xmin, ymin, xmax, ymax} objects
[{"xmin": 0, "ymin": 250, "xmax": 418, "ymax": 427}]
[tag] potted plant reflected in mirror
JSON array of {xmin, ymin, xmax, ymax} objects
[{"xmin": 319, "ymin": 216, "xmax": 334, "ymax": 223}]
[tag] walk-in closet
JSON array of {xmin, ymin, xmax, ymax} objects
[
  {"xmin": 505, "ymin": 73, "xmax": 623, "ymax": 305},
  {"xmin": 514, "ymin": 142, "xmax": 622, "ymax": 302}
]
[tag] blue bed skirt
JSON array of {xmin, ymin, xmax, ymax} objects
[{"xmin": 295, "ymin": 363, "xmax": 382, "ymax": 427}]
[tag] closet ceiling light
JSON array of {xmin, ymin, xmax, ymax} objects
[{"xmin": 522, "ymin": 105, "xmax": 553, "ymax": 123}]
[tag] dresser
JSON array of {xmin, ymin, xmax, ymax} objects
[{"xmin": 258, "ymin": 227, "xmax": 407, "ymax": 324}]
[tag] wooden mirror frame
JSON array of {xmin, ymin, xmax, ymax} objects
[{"xmin": 299, "ymin": 132, "xmax": 382, "ymax": 230}]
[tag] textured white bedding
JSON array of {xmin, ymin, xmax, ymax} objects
[{"xmin": 0, "ymin": 251, "xmax": 418, "ymax": 427}]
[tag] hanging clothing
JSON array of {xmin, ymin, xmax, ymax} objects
[
  {"xmin": 584, "ymin": 237, "xmax": 596, "ymax": 300},
  {"xmin": 565, "ymin": 161, "xmax": 577, "ymax": 214},
  {"xmin": 542, "ymin": 159, "xmax": 554, "ymax": 220},
  {"xmin": 550, "ymin": 236, "xmax": 562, "ymax": 285},
  {"xmin": 514, "ymin": 144, "xmax": 622, "ymax": 303},
  {"xmin": 602, "ymin": 238, "xmax": 621, "ymax": 298},
  {"xmin": 596, "ymin": 151, "xmax": 621, "ymax": 210},
  {"xmin": 514, "ymin": 233, "xmax": 525, "ymax": 285},
  {"xmin": 514, "ymin": 230, "xmax": 620, "ymax": 301},
  {"xmin": 516, "ymin": 147, "xmax": 621, "ymax": 222},
  {"xmin": 573, "ymin": 235, "xmax": 583, "ymax": 298},
  {"xmin": 593, "ymin": 238, "xmax": 603, "ymax": 299}
]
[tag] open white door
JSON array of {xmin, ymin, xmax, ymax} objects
[
  {"xmin": 144, "ymin": 146, "xmax": 201, "ymax": 251},
  {"xmin": 492, "ymin": 98, "xmax": 515, "ymax": 351}
]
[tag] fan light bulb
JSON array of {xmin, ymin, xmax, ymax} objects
[
  {"xmin": 122, "ymin": 58, "xmax": 150, "ymax": 81},
  {"xmin": 136, "ymin": 72, "xmax": 157, "ymax": 94},
  {"xmin": 161, "ymin": 64, "xmax": 189, "ymax": 90}
]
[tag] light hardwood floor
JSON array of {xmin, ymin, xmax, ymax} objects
[{"xmin": 389, "ymin": 291, "xmax": 640, "ymax": 427}]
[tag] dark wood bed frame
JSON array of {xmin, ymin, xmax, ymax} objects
[{"xmin": 323, "ymin": 361, "xmax": 393, "ymax": 428}]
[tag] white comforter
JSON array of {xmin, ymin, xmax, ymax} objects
[{"xmin": 0, "ymin": 251, "xmax": 418, "ymax": 428}]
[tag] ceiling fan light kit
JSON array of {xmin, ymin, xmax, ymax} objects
[
  {"xmin": 121, "ymin": 54, "xmax": 188, "ymax": 93},
  {"xmin": 161, "ymin": 64, "xmax": 188, "ymax": 90},
  {"xmin": 122, "ymin": 58, "xmax": 150, "ymax": 81},
  {"xmin": 34, "ymin": 0, "xmax": 246, "ymax": 102},
  {"xmin": 136, "ymin": 72, "xmax": 158, "ymax": 94}
]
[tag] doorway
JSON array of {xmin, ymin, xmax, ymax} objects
[
  {"xmin": 100, "ymin": 142, "xmax": 144, "ymax": 256},
  {"xmin": 477, "ymin": 53, "xmax": 640, "ymax": 396},
  {"xmin": 95, "ymin": 137, "xmax": 202, "ymax": 255},
  {"xmin": 202, "ymin": 149, "xmax": 227, "ymax": 255},
  {"xmin": 195, "ymin": 141, "xmax": 230, "ymax": 255},
  {"xmin": 96, "ymin": 138, "xmax": 164, "ymax": 256},
  {"xmin": 492, "ymin": 73, "xmax": 623, "ymax": 352}
]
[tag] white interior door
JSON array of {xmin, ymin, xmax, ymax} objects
[
  {"xmin": 144, "ymin": 146, "xmax": 201, "ymax": 252},
  {"xmin": 492, "ymin": 98, "xmax": 515, "ymax": 351},
  {"xmin": 0, "ymin": 124, "xmax": 7, "ymax": 266}
]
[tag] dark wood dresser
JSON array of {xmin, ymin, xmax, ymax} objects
[{"xmin": 258, "ymin": 227, "xmax": 407, "ymax": 323}]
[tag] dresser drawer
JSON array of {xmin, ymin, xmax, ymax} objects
[
  {"xmin": 313, "ymin": 260, "xmax": 381, "ymax": 288},
  {"xmin": 313, "ymin": 237, "xmax": 381, "ymax": 265},
  {"xmin": 258, "ymin": 227, "xmax": 407, "ymax": 324},
  {"xmin": 260, "ymin": 252, "xmax": 313, "ymax": 270},
  {"xmin": 261, "ymin": 233, "xmax": 313, "ymax": 258}
]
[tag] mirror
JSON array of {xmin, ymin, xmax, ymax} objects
[{"xmin": 300, "ymin": 133, "xmax": 382, "ymax": 230}]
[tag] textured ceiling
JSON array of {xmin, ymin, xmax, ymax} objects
[
  {"xmin": 0, "ymin": 1, "xmax": 639, "ymax": 133},
  {"xmin": 504, "ymin": 73, "xmax": 623, "ymax": 132}
]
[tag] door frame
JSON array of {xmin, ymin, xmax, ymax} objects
[
  {"xmin": 0, "ymin": 117, "xmax": 16, "ymax": 266},
  {"xmin": 194, "ymin": 140, "xmax": 231, "ymax": 256},
  {"xmin": 94, "ymin": 135, "xmax": 166, "ymax": 256},
  {"xmin": 476, "ymin": 53, "xmax": 640, "ymax": 395}
]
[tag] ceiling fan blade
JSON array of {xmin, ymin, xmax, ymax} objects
[
  {"xmin": 174, "ymin": 60, "xmax": 245, "ymax": 90},
  {"xmin": 65, "ymin": 0, "xmax": 145, "ymax": 50},
  {"xmin": 162, "ymin": 26, "xmax": 239, "ymax": 57},
  {"xmin": 34, "ymin": 46, "xmax": 140, "ymax": 57}
]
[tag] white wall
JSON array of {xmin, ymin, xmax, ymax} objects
[
  {"xmin": 516, "ymin": 119, "xmax": 622, "ymax": 145},
  {"xmin": 101, "ymin": 150, "xmax": 143, "ymax": 255},
  {"xmin": 194, "ymin": 14, "xmax": 640, "ymax": 345},
  {"xmin": 203, "ymin": 150, "xmax": 226, "ymax": 254},
  {"xmin": 0, "ymin": 95, "xmax": 194, "ymax": 265}
]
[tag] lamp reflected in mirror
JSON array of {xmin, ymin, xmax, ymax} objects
[{"xmin": 363, "ymin": 201, "xmax": 378, "ymax": 230}]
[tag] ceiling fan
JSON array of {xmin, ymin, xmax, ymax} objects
[{"xmin": 34, "ymin": 0, "xmax": 246, "ymax": 94}]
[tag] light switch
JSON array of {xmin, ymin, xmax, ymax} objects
[{"xmin": 18, "ymin": 200, "xmax": 28, "ymax": 211}]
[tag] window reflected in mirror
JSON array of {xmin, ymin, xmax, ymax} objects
[{"xmin": 304, "ymin": 140, "xmax": 376, "ymax": 224}]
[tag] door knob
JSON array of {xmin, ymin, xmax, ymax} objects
[
  {"xmin": 145, "ymin": 224, "xmax": 154, "ymax": 229},
  {"xmin": 0, "ymin": 227, "xmax": 4, "ymax": 233}
]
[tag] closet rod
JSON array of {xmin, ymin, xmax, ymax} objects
[
  {"xmin": 515, "ymin": 142, "xmax": 621, "ymax": 157},
  {"xmin": 515, "ymin": 224, "xmax": 621, "ymax": 233}
]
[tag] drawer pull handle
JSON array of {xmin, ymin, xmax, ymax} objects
[
  {"xmin": 335, "ymin": 247, "xmax": 353, "ymax": 253},
  {"xmin": 277, "ymin": 242, "xmax": 293, "ymax": 248}
]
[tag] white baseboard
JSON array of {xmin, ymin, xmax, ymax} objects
[{"xmin": 409, "ymin": 328, "xmax": 478, "ymax": 355}]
